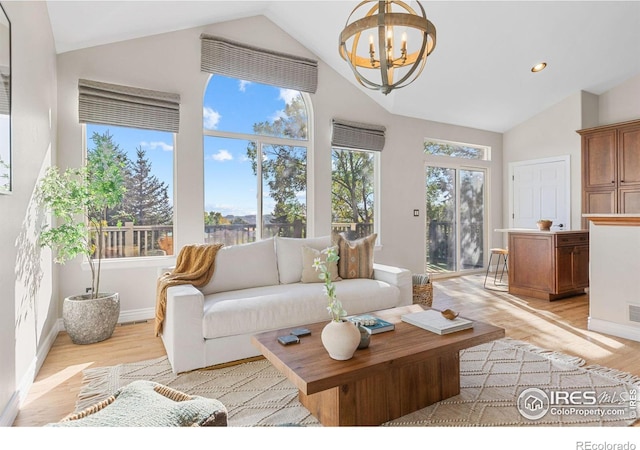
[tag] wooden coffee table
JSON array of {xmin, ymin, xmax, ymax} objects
[{"xmin": 251, "ymin": 304, "xmax": 505, "ymax": 426}]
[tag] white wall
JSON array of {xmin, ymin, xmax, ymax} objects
[
  {"xmin": 599, "ymin": 73, "xmax": 640, "ymax": 126},
  {"xmin": 56, "ymin": 15, "xmax": 503, "ymax": 322},
  {"xmin": 0, "ymin": 1, "xmax": 58, "ymax": 426}
]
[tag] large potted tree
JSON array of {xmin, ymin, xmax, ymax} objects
[{"xmin": 37, "ymin": 134, "xmax": 126, "ymax": 344}]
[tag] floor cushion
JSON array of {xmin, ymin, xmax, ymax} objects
[{"xmin": 47, "ymin": 380, "xmax": 227, "ymax": 427}]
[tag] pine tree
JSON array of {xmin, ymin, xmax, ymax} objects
[{"xmin": 118, "ymin": 146, "xmax": 173, "ymax": 226}]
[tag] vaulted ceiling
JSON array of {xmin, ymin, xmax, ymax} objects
[{"xmin": 46, "ymin": 1, "xmax": 640, "ymax": 133}]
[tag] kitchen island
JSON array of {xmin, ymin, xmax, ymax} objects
[{"xmin": 500, "ymin": 229, "xmax": 589, "ymax": 301}]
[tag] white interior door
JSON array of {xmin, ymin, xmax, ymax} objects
[{"xmin": 509, "ymin": 156, "xmax": 570, "ymax": 230}]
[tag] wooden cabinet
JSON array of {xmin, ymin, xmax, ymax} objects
[
  {"xmin": 579, "ymin": 119, "xmax": 640, "ymax": 228},
  {"xmin": 508, "ymin": 231, "xmax": 589, "ymax": 301}
]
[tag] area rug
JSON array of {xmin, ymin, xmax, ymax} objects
[{"xmin": 75, "ymin": 338, "xmax": 640, "ymax": 427}]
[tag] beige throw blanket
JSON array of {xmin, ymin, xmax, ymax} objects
[{"xmin": 154, "ymin": 243, "xmax": 223, "ymax": 336}]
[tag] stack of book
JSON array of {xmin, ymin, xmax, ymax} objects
[
  {"xmin": 347, "ymin": 314, "xmax": 395, "ymax": 334},
  {"xmin": 401, "ymin": 309, "xmax": 473, "ymax": 335}
]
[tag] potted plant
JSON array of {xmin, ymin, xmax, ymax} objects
[
  {"xmin": 313, "ymin": 247, "xmax": 360, "ymax": 360},
  {"xmin": 37, "ymin": 137, "xmax": 126, "ymax": 344}
]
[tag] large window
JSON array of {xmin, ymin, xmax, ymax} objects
[
  {"xmin": 85, "ymin": 124, "xmax": 174, "ymax": 258},
  {"xmin": 331, "ymin": 147, "xmax": 377, "ymax": 240},
  {"xmin": 203, "ymin": 75, "xmax": 309, "ymax": 245}
]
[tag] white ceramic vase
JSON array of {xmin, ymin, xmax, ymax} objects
[{"xmin": 321, "ymin": 320, "xmax": 361, "ymax": 360}]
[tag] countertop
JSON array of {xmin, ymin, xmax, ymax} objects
[
  {"xmin": 583, "ymin": 214, "xmax": 640, "ymax": 226},
  {"xmin": 495, "ymin": 228, "xmax": 588, "ymax": 235},
  {"xmin": 583, "ymin": 214, "xmax": 640, "ymax": 218}
]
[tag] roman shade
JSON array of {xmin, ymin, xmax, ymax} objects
[
  {"xmin": 331, "ymin": 119, "xmax": 386, "ymax": 152},
  {"xmin": 0, "ymin": 68, "xmax": 9, "ymax": 116},
  {"xmin": 78, "ymin": 79, "xmax": 180, "ymax": 133},
  {"xmin": 200, "ymin": 34, "xmax": 318, "ymax": 94}
]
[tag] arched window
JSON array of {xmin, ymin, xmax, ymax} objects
[{"xmin": 203, "ymin": 75, "xmax": 310, "ymax": 245}]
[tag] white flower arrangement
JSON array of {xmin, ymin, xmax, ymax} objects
[{"xmin": 312, "ymin": 247, "xmax": 346, "ymax": 322}]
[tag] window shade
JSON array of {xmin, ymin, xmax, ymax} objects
[
  {"xmin": 0, "ymin": 67, "xmax": 9, "ymax": 116},
  {"xmin": 331, "ymin": 119, "xmax": 386, "ymax": 152},
  {"xmin": 78, "ymin": 79, "xmax": 180, "ymax": 133},
  {"xmin": 200, "ymin": 34, "xmax": 318, "ymax": 94}
]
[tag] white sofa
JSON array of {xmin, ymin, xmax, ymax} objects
[{"xmin": 160, "ymin": 235, "xmax": 412, "ymax": 373}]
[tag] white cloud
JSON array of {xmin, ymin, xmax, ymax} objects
[
  {"xmin": 203, "ymin": 106, "xmax": 221, "ymax": 129},
  {"xmin": 239, "ymin": 80, "xmax": 252, "ymax": 92},
  {"xmin": 210, "ymin": 149, "xmax": 233, "ymax": 162},
  {"xmin": 269, "ymin": 109, "xmax": 287, "ymax": 122},
  {"xmin": 140, "ymin": 141, "xmax": 173, "ymax": 152},
  {"xmin": 269, "ymin": 89, "xmax": 300, "ymax": 121},
  {"xmin": 279, "ymin": 88, "xmax": 298, "ymax": 105}
]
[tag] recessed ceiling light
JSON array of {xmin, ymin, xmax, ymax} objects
[{"xmin": 531, "ymin": 62, "xmax": 547, "ymax": 73}]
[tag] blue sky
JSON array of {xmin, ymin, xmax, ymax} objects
[{"xmin": 87, "ymin": 75, "xmax": 307, "ymax": 218}]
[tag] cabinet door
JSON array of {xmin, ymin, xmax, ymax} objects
[
  {"xmin": 572, "ymin": 245, "xmax": 590, "ymax": 289},
  {"xmin": 618, "ymin": 125, "xmax": 640, "ymax": 186},
  {"xmin": 583, "ymin": 189, "xmax": 616, "ymax": 214},
  {"xmin": 619, "ymin": 187, "xmax": 640, "ymax": 213},
  {"xmin": 556, "ymin": 246, "xmax": 574, "ymax": 293},
  {"xmin": 583, "ymin": 131, "xmax": 617, "ymax": 189}
]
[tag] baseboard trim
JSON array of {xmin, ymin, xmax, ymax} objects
[
  {"xmin": 57, "ymin": 307, "xmax": 156, "ymax": 332},
  {"xmin": 588, "ymin": 317, "xmax": 640, "ymax": 342},
  {"xmin": 0, "ymin": 391, "xmax": 20, "ymax": 427},
  {"xmin": 118, "ymin": 307, "xmax": 155, "ymax": 324},
  {"xmin": 4, "ymin": 319, "xmax": 60, "ymax": 426}
]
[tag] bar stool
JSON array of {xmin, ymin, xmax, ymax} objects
[{"xmin": 484, "ymin": 248, "xmax": 508, "ymax": 288}]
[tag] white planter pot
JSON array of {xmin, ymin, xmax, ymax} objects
[
  {"xmin": 321, "ymin": 320, "xmax": 361, "ymax": 360},
  {"xmin": 63, "ymin": 292, "xmax": 120, "ymax": 345}
]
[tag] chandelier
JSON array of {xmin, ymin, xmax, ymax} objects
[{"xmin": 339, "ymin": 0, "xmax": 436, "ymax": 95}]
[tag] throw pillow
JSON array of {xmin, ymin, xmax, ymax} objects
[
  {"xmin": 300, "ymin": 245, "xmax": 340, "ymax": 283},
  {"xmin": 200, "ymin": 238, "xmax": 279, "ymax": 295},
  {"xmin": 275, "ymin": 235, "xmax": 333, "ymax": 284},
  {"xmin": 335, "ymin": 233, "xmax": 377, "ymax": 279}
]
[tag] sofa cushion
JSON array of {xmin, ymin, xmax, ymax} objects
[
  {"xmin": 300, "ymin": 245, "xmax": 340, "ymax": 283},
  {"xmin": 275, "ymin": 236, "xmax": 333, "ymax": 284},
  {"xmin": 336, "ymin": 233, "xmax": 377, "ymax": 279},
  {"xmin": 201, "ymin": 279, "xmax": 401, "ymax": 339},
  {"xmin": 201, "ymin": 238, "xmax": 278, "ymax": 295}
]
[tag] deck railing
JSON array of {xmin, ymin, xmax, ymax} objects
[
  {"xmin": 94, "ymin": 222, "xmax": 174, "ymax": 258},
  {"xmin": 95, "ymin": 221, "xmax": 375, "ymax": 258}
]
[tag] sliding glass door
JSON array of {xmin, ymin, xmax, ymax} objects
[{"xmin": 426, "ymin": 166, "xmax": 486, "ymax": 274}]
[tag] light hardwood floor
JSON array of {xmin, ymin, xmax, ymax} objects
[{"xmin": 12, "ymin": 274, "xmax": 640, "ymax": 426}]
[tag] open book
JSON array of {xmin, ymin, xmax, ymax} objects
[{"xmin": 401, "ymin": 309, "xmax": 473, "ymax": 335}]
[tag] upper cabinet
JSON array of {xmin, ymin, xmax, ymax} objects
[{"xmin": 578, "ymin": 119, "xmax": 640, "ymax": 228}]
